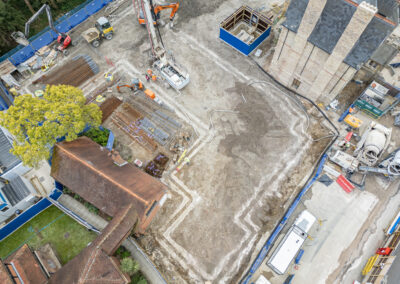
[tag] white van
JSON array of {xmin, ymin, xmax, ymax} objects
[{"xmin": 267, "ymin": 210, "xmax": 316, "ymax": 275}]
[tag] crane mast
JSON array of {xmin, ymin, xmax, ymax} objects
[
  {"xmin": 135, "ymin": 0, "xmax": 190, "ymax": 90},
  {"xmin": 140, "ymin": 0, "xmax": 166, "ymax": 60}
]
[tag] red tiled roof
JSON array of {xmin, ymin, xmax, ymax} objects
[
  {"xmin": 48, "ymin": 204, "xmax": 137, "ymax": 284},
  {"xmin": 5, "ymin": 244, "xmax": 47, "ymax": 284},
  {"xmin": 51, "ymin": 137, "xmax": 167, "ymax": 219},
  {"xmin": 0, "ymin": 261, "xmax": 13, "ymax": 284}
]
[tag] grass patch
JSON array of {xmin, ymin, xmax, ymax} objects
[{"xmin": 0, "ymin": 205, "xmax": 96, "ymax": 264}]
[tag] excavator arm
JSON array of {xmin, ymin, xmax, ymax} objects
[
  {"xmin": 11, "ymin": 4, "xmax": 58, "ymax": 46},
  {"xmin": 153, "ymin": 2, "xmax": 179, "ymax": 21}
]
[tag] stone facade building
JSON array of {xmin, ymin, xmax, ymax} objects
[{"xmin": 269, "ymin": 0, "xmax": 399, "ymax": 103}]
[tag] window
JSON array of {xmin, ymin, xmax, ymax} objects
[
  {"xmin": 1, "ymin": 206, "xmax": 9, "ymax": 212},
  {"xmin": 146, "ymin": 201, "xmax": 158, "ymax": 217},
  {"xmin": 292, "ymin": 78, "xmax": 301, "ymax": 89}
]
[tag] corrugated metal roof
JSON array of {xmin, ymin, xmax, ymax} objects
[
  {"xmin": 0, "ymin": 128, "xmax": 20, "ymax": 172},
  {"xmin": 344, "ymin": 17, "xmax": 395, "ymax": 68},
  {"xmin": 308, "ymin": 0, "xmax": 357, "ymax": 54},
  {"xmin": 1, "ymin": 176, "xmax": 31, "ymax": 206},
  {"xmin": 282, "ymin": 0, "xmax": 309, "ymax": 33}
]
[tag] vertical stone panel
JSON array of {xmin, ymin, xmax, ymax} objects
[{"xmin": 311, "ymin": 2, "xmax": 377, "ymax": 101}]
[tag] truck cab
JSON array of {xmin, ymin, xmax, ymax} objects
[{"xmin": 95, "ymin": 17, "xmax": 113, "ymax": 40}]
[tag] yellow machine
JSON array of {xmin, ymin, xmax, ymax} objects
[
  {"xmin": 82, "ymin": 17, "xmax": 113, "ymax": 48},
  {"xmin": 344, "ymin": 114, "xmax": 363, "ymax": 129}
]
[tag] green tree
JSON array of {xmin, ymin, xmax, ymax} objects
[
  {"xmin": 120, "ymin": 257, "xmax": 139, "ymax": 276},
  {"xmin": 0, "ymin": 85, "xmax": 102, "ymax": 167}
]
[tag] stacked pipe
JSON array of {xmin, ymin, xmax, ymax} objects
[{"xmin": 33, "ymin": 54, "xmax": 99, "ymax": 87}]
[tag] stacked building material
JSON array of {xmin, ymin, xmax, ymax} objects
[
  {"xmin": 112, "ymin": 104, "xmax": 158, "ymax": 152},
  {"xmin": 99, "ymin": 96, "xmax": 122, "ymax": 123},
  {"xmin": 33, "ymin": 54, "xmax": 99, "ymax": 87}
]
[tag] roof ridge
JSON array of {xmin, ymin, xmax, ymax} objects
[
  {"xmin": 97, "ymin": 204, "xmax": 134, "ymax": 249},
  {"xmin": 79, "ymin": 248, "xmax": 100, "ymax": 284},
  {"xmin": 57, "ymin": 145, "xmax": 149, "ymax": 205}
]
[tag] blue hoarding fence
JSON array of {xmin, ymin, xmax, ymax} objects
[
  {"xmin": 0, "ymin": 188, "xmax": 62, "ymax": 241},
  {"xmin": 219, "ymin": 6, "xmax": 272, "ymax": 56},
  {"xmin": 106, "ymin": 130, "xmax": 115, "ymax": 151},
  {"xmin": 0, "ymin": 0, "xmax": 113, "ymax": 66},
  {"xmin": 241, "ymin": 154, "xmax": 328, "ymax": 284}
]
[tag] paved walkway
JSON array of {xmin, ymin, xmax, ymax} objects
[
  {"xmin": 57, "ymin": 195, "xmax": 108, "ymax": 230},
  {"xmin": 56, "ymin": 194, "xmax": 166, "ymax": 284}
]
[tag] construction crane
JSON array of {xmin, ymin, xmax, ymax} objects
[
  {"xmin": 134, "ymin": 0, "xmax": 189, "ymax": 90},
  {"xmin": 11, "ymin": 4, "xmax": 72, "ymax": 54},
  {"xmin": 138, "ymin": 1, "xmax": 180, "ymax": 27}
]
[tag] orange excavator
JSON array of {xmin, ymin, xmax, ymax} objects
[
  {"xmin": 117, "ymin": 78, "xmax": 143, "ymax": 93},
  {"xmin": 137, "ymin": 1, "xmax": 179, "ymax": 26},
  {"xmin": 117, "ymin": 78, "xmax": 156, "ymax": 100}
]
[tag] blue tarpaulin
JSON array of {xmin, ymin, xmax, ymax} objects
[{"xmin": 1, "ymin": 0, "xmax": 114, "ymax": 66}]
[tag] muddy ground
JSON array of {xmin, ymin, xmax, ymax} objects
[{"xmin": 21, "ymin": 0, "xmax": 331, "ymax": 282}]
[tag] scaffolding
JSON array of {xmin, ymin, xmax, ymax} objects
[{"xmin": 362, "ymin": 228, "xmax": 400, "ymax": 283}]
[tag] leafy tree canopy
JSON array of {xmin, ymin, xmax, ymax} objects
[
  {"xmin": 120, "ymin": 257, "xmax": 139, "ymax": 276},
  {"xmin": 0, "ymin": 85, "xmax": 102, "ymax": 167}
]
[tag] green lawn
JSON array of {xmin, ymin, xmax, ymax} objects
[{"xmin": 0, "ymin": 205, "xmax": 96, "ymax": 264}]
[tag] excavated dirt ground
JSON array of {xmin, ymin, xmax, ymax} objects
[{"xmin": 20, "ymin": 0, "xmax": 329, "ymax": 282}]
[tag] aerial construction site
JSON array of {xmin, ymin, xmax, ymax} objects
[{"xmin": 1, "ymin": 0, "xmax": 400, "ymax": 284}]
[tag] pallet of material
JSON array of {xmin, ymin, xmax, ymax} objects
[
  {"xmin": 100, "ymin": 96, "xmax": 122, "ymax": 123},
  {"xmin": 112, "ymin": 111, "xmax": 157, "ymax": 152},
  {"xmin": 33, "ymin": 55, "xmax": 98, "ymax": 87},
  {"xmin": 120, "ymin": 103, "xmax": 143, "ymax": 121}
]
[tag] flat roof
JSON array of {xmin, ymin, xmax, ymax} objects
[
  {"xmin": 294, "ymin": 210, "xmax": 316, "ymax": 233},
  {"xmin": 268, "ymin": 226, "xmax": 307, "ymax": 274}
]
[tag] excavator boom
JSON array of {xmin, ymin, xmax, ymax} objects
[
  {"xmin": 134, "ymin": 0, "xmax": 189, "ymax": 90},
  {"xmin": 154, "ymin": 2, "xmax": 179, "ymax": 21}
]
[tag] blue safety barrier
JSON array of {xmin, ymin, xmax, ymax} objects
[
  {"xmin": 9, "ymin": 45, "xmax": 35, "ymax": 65},
  {"xmin": 0, "ymin": 0, "xmax": 114, "ymax": 66},
  {"xmin": 294, "ymin": 249, "xmax": 304, "ymax": 264},
  {"xmin": 68, "ymin": 8, "xmax": 89, "ymax": 28},
  {"xmin": 0, "ymin": 198, "xmax": 52, "ymax": 241},
  {"xmin": 55, "ymin": 20, "xmax": 73, "ymax": 33},
  {"xmin": 338, "ymin": 104, "xmax": 355, "ymax": 122},
  {"xmin": 86, "ymin": 0, "xmax": 106, "ymax": 14},
  {"xmin": 106, "ymin": 130, "xmax": 115, "ymax": 151},
  {"xmin": 30, "ymin": 31, "xmax": 58, "ymax": 51},
  {"xmin": 0, "ymin": 188, "xmax": 63, "ymax": 241},
  {"xmin": 241, "ymin": 154, "xmax": 328, "ymax": 284},
  {"xmin": 0, "ymin": 97, "xmax": 7, "ymax": 111}
]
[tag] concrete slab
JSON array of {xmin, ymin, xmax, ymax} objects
[{"xmin": 294, "ymin": 182, "xmax": 378, "ymax": 284}]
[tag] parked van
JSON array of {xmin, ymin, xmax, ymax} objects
[{"xmin": 267, "ymin": 210, "xmax": 316, "ymax": 275}]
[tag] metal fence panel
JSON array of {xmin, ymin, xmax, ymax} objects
[
  {"xmin": 9, "ymin": 46, "xmax": 35, "ymax": 66},
  {"xmin": 1, "ymin": 0, "xmax": 114, "ymax": 65},
  {"xmin": 0, "ymin": 198, "xmax": 52, "ymax": 241},
  {"xmin": 85, "ymin": 0, "xmax": 105, "ymax": 14},
  {"xmin": 56, "ymin": 20, "xmax": 73, "ymax": 33},
  {"xmin": 67, "ymin": 8, "xmax": 89, "ymax": 28},
  {"xmin": 30, "ymin": 31, "xmax": 58, "ymax": 51}
]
